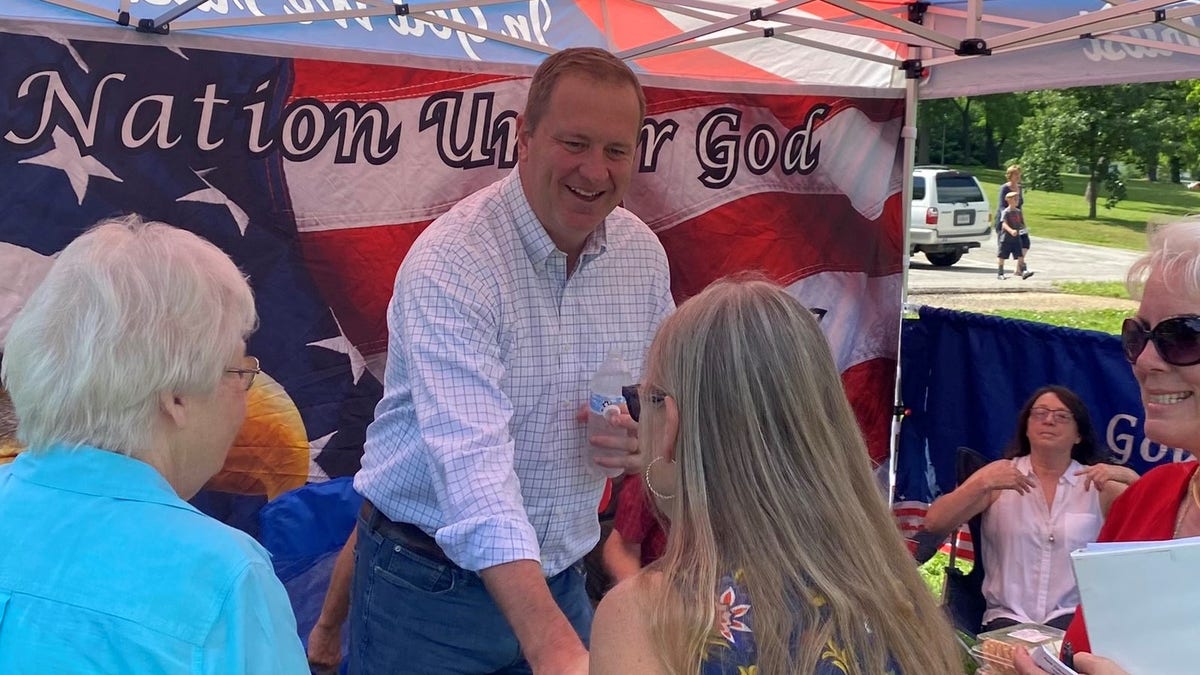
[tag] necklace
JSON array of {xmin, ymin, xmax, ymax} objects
[{"xmin": 1173, "ymin": 470, "xmax": 1200, "ymax": 538}]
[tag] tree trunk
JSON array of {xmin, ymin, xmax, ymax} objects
[
  {"xmin": 1086, "ymin": 127, "xmax": 1099, "ymax": 220},
  {"xmin": 1146, "ymin": 156, "xmax": 1159, "ymax": 182},
  {"xmin": 983, "ymin": 120, "xmax": 998, "ymax": 168},
  {"xmin": 1169, "ymin": 156, "xmax": 1182, "ymax": 183},
  {"xmin": 959, "ymin": 99, "xmax": 973, "ymax": 165}
]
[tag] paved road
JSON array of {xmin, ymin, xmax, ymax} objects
[{"xmin": 907, "ymin": 236, "xmax": 1142, "ymax": 294}]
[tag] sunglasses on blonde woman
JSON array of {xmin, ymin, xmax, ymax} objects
[
  {"xmin": 623, "ymin": 384, "xmax": 666, "ymax": 423},
  {"xmin": 1120, "ymin": 315, "xmax": 1200, "ymax": 367}
]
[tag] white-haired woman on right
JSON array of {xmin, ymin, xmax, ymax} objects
[
  {"xmin": 0, "ymin": 216, "xmax": 306, "ymax": 673},
  {"xmin": 1016, "ymin": 218, "xmax": 1200, "ymax": 675},
  {"xmin": 590, "ymin": 276, "xmax": 961, "ymax": 674}
]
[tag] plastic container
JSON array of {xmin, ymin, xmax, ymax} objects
[
  {"xmin": 585, "ymin": 350, "xmax": 631, "ymax": 478},
  {"xmin": 969, "ymin": 624, "xmax": 1065, "ymax": 675}
]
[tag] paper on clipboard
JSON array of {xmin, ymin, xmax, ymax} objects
[{"xmin": 1070, "ymin": 536, "xmax": 1200, "ymax": 674}]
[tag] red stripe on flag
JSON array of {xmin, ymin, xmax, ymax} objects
[
  {"xmin": 653, "ymin": 191, "xmax": 902, "ymax": 300},
  {"xmin": 290, "ymin": 60, "xmax": 524, "ymax": 103},
  {"xmin": 842, "ymin": 356, "xmax": 897, "ymax": 464},
  {"xmin": 644, "ymin": 87, "xmax": 904, "ymax": 127},
  {"xmin": 298, "ymin": 221, "xmax": 433, "ymax": 355}
]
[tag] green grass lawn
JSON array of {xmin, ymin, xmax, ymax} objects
[
  {"xmin": 978, "ymin": 281, "xmax": 1134, "ymax": 334},
  {"xmin": 986, "ymin": 308, "xmax": 1128, "ymax": 334},
  {"xmin": 966, "ymin": 167, "xmax": 1200, "ymax": 251},
  {"xmin": 1053, "ymin": 280, "xmax": 1130, "ymax": 298}
]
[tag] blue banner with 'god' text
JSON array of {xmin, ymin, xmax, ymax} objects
[{"xmin": 896, "ymin": 307, "xmax": 1191, "ymax": 503}]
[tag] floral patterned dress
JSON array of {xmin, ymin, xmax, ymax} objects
[{"xmin": 699, "ymin": 572, "xmax": 900, "ymax": 675}]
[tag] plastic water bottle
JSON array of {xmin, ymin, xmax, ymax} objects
[{"xmin": 586, "ymin": 350, "xmax": 631, "ymax": 478}]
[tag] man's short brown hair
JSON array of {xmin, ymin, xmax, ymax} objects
[{"xmin": 523, "ymin": 47, "xmax": 646, "ymax": 133}]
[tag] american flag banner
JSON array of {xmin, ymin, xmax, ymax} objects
[{"xmin": 0, "ymin": 30, "xmax": 905, "ymax": 521}]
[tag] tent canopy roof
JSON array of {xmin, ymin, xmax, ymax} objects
[{"xmin": 6, "ymin": 1, "xmax": 1200, "ymax": 96}]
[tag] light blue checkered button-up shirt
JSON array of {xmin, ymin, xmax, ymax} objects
[{"xmin": 355, "ymin": 170, "xmax": 674, "ymax": 576}]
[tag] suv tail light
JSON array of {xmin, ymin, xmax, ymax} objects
[{"xmin": 925, "ymin": 207, "xmax": 938, "ymax": 225}]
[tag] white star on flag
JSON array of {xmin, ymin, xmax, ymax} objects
[
  {"xmin": 308, "ymin": 431, "xmax": 335, "ymax": 482},
  {"xmin": 19, "ymin": 127, "xmax": 122, "ymax": 205},
  {"xmin": 307, "ymin": 312, "xmax": 368, "ymax": 384},
  {"xmin": 177, "ymin": 168, "xmax": 251, "ymax": 235}
]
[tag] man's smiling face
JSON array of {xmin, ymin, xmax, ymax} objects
[{"xmin": 517, "ymin": 73, "xmax": 642, "ymax": 256}]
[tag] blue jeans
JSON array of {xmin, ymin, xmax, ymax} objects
[{"xmin": 348, "ymin": 518, "xmax": 593, "ymax": 675}]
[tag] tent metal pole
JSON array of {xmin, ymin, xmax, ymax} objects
[
  {"xmin": 600, "ymin": 0, "xmax": 615, "ymax": 52},
  {"xmin": 173, "ymin": 7, "xmax": 397, "ymax": 30},
  {"xmin": 171, "ymin": 0, "xmax": 522, "ymax": 31},
  {"xmin": 147, "ymin": 0, "xmax": 208, "ymax": 31},
  {"xmin": 774, "ymin": 33, "xmax": 901, "ymax": 65},
  {"xmin": 637, "ymin": 0, "xmax": 947, "ymax": 50},
  {"xmin": 889, "ymin": 67, "xmax": 919, "ymax": 506},
  {"xmin": 624, "ymin": 13, "xmax": 897, "ymax": 65},
  {"xmin": 1108, "ymin": 0, "xmax": 1200, "ymax": 41},
  {"xmin": 819, "ymin": 0, "xmax": 959, "ymax": 48},
  {"xmin": 924, "ymin": 30, "xmax": 1200, "ymax": 67},
  {"xmin": 966, "ymin": 0, "xmax": 982, "ymax": 40},
  {"xmin": 618, "ymin": 0, "xmax": 815, "ymax": 59},
  {"xmin": 988, "ymin": 0, "xmax": 1178, "ymax": 50}
]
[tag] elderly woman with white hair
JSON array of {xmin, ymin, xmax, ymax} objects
[
  {"xmin": 0, "ymin": 216, "xmax": 306, "ymax": 673},
  {"xmin": 1015, "ymin": 217, "xmax": 1200, "ymax": 675}
]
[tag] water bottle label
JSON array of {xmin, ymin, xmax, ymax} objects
[{"xmin": 589, "ymin": 392, "xmax": 626, "ymax": 415}]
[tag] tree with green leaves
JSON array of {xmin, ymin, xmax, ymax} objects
[
  {"xmin": 1126, "ymin": 81, "xmax": 1193, "ymax": 183},
  {"xmin": 1018, "ymin": 85, "xmax": 1150, "ymax": 218},
  {"xmin": 979, "ymin": 93, "xmax": 1029, "ymax": 169}
]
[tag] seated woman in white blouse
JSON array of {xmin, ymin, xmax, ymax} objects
[{"xmin": 924, "ymin": 385, "xmax": 1138, "ymax": 632}]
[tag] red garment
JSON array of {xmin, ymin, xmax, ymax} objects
[
  {"xmin": 1062, "ymin": 461, "xmax": 1198, "ymax": 656},
  {"xmin": 612, "ymin": 478, "xmax": 668, "ymax": 566}
]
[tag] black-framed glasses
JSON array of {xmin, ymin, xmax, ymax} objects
[
  {"xmin": 1030, "ymin": 407, "xmax": 1073, "ymax": 424},
  {"xmin": 225, "ymin": 356, "xmax": 261, "ymax": 391},
  {"xmin": 1120, "ymin": 315, "xmax": 1200, "ymax": 367},
  {"xmin": 623, "ymin": 384, "xmax": 665, "ymax": 423}
]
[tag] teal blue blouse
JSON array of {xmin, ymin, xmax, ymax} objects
[{"xmin": 0, "ymin": 445, "xmax": 306, "ymax": 673}]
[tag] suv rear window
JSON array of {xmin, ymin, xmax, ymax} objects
[
  {"xmin": 912, "ymin": 177, "xmax": 926, "ymax": 201},
  {"xmin": 935, "ymin": 174, "xmax": 984, "ymax": 204}
]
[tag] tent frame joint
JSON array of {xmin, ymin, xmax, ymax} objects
[
  {"xmin": 116, "ymin": 10, "xmax": 129, "ymax": 26},
  {"xmin": 906, "ymin": 1, "xmax": 929, "ymax": 25},
  {"xmin": 901, "ymin": 58, "xmax": 923, "ymax": 79},
  {"xmin": 763, "ymin": 26, "xmax": 775, "ymax": 38},
  {"xmin": 749, "ymin": 7, "xmax": 763, "ymax": 21},
  {"xmin": 395, "ymin": 3, "xmax": 411, "ymax": 16},
  {"xmin": 1155, "ymin": 9, "xmax": 1167, "ymax": 23},
  {"xmin": 136, "ymin": 18, "xmax": 169, "ymax": 35},
  {"xmin": 954, "ymin": 38, "xmax": 990, "ymax": 56}
]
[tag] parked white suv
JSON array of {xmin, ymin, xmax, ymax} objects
[{"xmin": 909, "ymin": 167, "xmax": 992, "ymax": 267}]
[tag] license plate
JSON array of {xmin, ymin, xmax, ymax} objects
[{"xmin": 955, "ymin": 212, "xmax": 973, "ymax": 225}]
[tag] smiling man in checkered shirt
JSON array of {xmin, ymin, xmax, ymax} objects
[{"xmin": 344, "ymin": 48, "xmax": 674, "ymax": 675}]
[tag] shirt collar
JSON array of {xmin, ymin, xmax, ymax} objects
[
  {"xmin": 8, "ymin": 444, "xmax": 198, "ymax": 512},
  {"xmin": 1015, "ymin": 455, "xmax": 1084, "ymax": 485},
  {"xmin": 504, "ymin": 169, "xmax": 610, "ymax": 271}
]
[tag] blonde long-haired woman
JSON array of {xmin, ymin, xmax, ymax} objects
[{"xmin": 591, "ymin": 277, "xmax": 961, "ymax": 675}]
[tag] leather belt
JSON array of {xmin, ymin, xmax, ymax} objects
[{"xmin": 360, "ymin": 500, "xmax": 456, "ymax": 567}]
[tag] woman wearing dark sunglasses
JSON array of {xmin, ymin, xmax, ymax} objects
[{"xmin": 1016, "ymin": 218, "xmax": 1200, "ymax": 675}]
